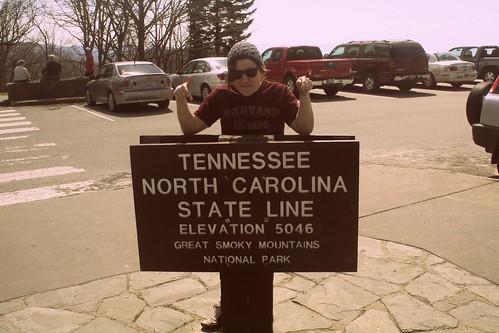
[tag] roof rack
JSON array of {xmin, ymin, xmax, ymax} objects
[{"xmin": 347, "ymin": 39, "xmax": 414, "ymax": 44}]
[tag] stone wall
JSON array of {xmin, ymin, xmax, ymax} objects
[{"xmin": 6, "ymin": 77, "xmax": 90, "ymax": 104}]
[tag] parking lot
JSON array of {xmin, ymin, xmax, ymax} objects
[{"xmin": 1, "ymin": 83, "xmax": 498, "ymax": 302}]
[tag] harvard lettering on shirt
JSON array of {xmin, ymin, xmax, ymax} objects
[{"xmin": 222, "ymin": 105, "xmax": 280, "ymax": 131}]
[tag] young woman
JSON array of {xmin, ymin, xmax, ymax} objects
[{"xmin": 173, "ymin": 41, "xmax": 314, "ymax": 331}]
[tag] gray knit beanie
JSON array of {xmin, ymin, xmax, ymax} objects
[{"xmin": 227, "ymin": 42, "xmax": 264, "ymax": 70}]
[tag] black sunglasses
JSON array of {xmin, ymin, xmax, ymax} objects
[{"xmin": 229, "ymin": 68, "xmax": 259, "ymax": 80}]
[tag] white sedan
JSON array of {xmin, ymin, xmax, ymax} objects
[
  {"xmin": 170, "ymin": 57, "xmax": 227, "ymax": 100},
  {"xmin": 422, "ymin": 52, "xmax": 477, "ymax": 88}
]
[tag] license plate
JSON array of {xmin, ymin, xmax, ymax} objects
[{"xmin": 144, "ymin": 82, "xmax": 155, "ymax": 88}]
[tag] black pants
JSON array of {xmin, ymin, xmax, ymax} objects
[{"xmin": 220, "ymin": 270, "xmax": 274, "ymax": 333}]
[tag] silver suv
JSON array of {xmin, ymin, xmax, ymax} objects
[{"xmin": 466, "ymin": 77, "xmax": 499, "ymax": 173}]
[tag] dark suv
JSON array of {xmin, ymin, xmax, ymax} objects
[{"xmin": 326, "ymin": 40, "xmax": 430, "ymax": 92}]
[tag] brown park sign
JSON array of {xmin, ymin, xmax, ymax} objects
[{"xmin": 130, "ymin": 135, "xmax": 359, "ymax": 273}]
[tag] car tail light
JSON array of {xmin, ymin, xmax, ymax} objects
[
  {"xmin": 446, "ymin": 66, "xmax": 458, "ymax": 72},
  {"xmin": 123, "ymin": 80, "xmax": 131, "ymax": 89}
]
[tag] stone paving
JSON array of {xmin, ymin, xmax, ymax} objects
[{"xmin": 1, "ymin": 237, "xmax": 498, "ymax": 333}]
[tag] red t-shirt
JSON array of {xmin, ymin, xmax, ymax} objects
[{"xmin": 194, "ymin": 81, "xmax": 299, "ymax": 135}]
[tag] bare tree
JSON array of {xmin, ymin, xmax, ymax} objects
[{"xmin": 0, "ymin": 0, "xmax": 39, "ymax": 85}]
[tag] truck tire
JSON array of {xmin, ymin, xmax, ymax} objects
[
  {"xmin": 362, "ymin": 72, "xmax": 380, "ymax": 93},
  {"xmin": 397, "ymin": 81, "xmax": 415, "ymax": 92},
  {"xmin": 324, "ymin": 86, "xmax": 339, "ymax": 96},
  {"xmin": 465, "ymin": 81, "xmax": 492, "ymax": 125},
  {"xmin": 482, "ymin": 68, "xmax": 498, "ymax": 83}
]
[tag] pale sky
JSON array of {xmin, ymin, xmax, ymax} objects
[{"xmin": 247, "ymin": 0, "xmax": 498, "ymax": 54}]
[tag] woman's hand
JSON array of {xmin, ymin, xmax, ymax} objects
[
  {"xmin": 296, "ymin": 76, "xmax": 314, "ymax": 95},
  {"xmin": 174, "ymin": 76, "xmax": 193, "ymax": 101}
]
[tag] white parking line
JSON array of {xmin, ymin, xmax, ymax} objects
[
  {"xmin": 0, "ymin": 117, "xmax": 26, "ymax": 122},
  {"xmin": 0, "ymin": 180, "xmax": 96, "ymax": 206},
  {"xmin": 0, "ymin": 110, "xmax": 16, "ymax": 113},
  {"xmin": 0, "ymin": 135, "xmax": 29, "ymax": 141},
  {"xmin": 0, "ymin": 121, "xmax": 32, "ymax": 128},
  {"xmin": 339, "ymin": 91, "xmax": 395, "ymax": 100},
  {"xmin": 1, "ymin": 155, "xmax": 51, "ymax": 166},
  {"xmin": 2, "ymin": 143, "xmax": 56, "ymax": 153},
  {"xmin": 0, "ymin": 113, "xmax": 20, "ymax": 117},
  {"xmin": 0, "ymin": 127, "xmax": 39, "ymax": 135},
  {"xmin": 72, "ymin": 105, "xmax": 115, "ymax": 122},
  {"xmin": 0, "ymin": 166, "xmax": 85, "ymax": 183}
]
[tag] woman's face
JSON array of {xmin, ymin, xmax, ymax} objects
[{"xmin": 230, "ymin": 59, "xmax": 264, "ymax": 97}]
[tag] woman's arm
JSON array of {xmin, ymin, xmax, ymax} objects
[
  {"xmin": 289, "ymin": 76, "xmax": 314, "ymax": 135},
  {"xmin": 174, "ymin": 76, "xmax": 208, "ymax": 135}
]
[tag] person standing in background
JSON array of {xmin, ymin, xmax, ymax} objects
[{"xmin": 84, "ymin": 47, "xmax": 94, "ymax": 77}]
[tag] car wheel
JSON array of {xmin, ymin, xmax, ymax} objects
[
  {"xmin": 86, "ymin": 89, "xmax": 96, "ymax": 106},
  {"xmin": 465, "ymin": 81, "xmax": 493, "ymax": 125},
  {"xmin": 362, "ymin": 73, "xmax": 380, "ymax": 93},
  {"xmin": 285, "ymin": 75, "xmax": 299, "ymax": 97},
  {"xmin": 451, "ymin": 83, "xmax": 463, "ymax": 88},
  {"xmin": 201, "ymin": 84, "xmax": 211, "ymax": 100},
  {"xmin": 324, "ymin": 86, "xmax": 339, "ymax": 96},
  {"xmin": 422, "ymin": 74, "xmax": 436, "ymax": 88},
  {"xmin": 157, "ymin": 99, "xmax": 170, "ymax": 109},
  {"xmin": 107, "ymin": 92, "xmax": 119, "ymax": 112},
  {"xmin": 482, "ymin": 69, "xmax": 497, "ymax": 83},
  {"xmin": 397, "ymin": 81, "xmax": 415, "ymax": 92}
]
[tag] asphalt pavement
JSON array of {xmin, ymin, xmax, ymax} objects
[{"xmin": 1, "ymin": 162, "xmax": 498, "ymax": 332}]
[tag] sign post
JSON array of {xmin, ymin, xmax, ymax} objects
[{"xmin": 130, "ymin": 135, "xmax": 359, "ymax": 332}]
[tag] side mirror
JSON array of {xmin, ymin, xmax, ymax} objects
[{"xmin": 324, "ymin": 54, "xmax": 330, "ymax": 59}]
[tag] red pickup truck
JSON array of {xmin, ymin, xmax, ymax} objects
[{"xmin": 261, "ymin": 46, "xmax": 353, "ymax": 96}]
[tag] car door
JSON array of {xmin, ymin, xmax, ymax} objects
[
  {"xmin": 189, "ymin": 61, "xmax": 207, "ymax": 97},
  {"xmin": 92, "ymin": 65, "xmax": 113, "ymax": 102},
  {"xmin": 262, "ymin": 48, "xmax": 284, "ymax": 83},
  {"xmin": 173, "ymin": 61, "xmax": 196, "ymax": 89}
]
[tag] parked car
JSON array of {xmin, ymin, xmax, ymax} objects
[
  {"xmin": 261, "ymin": 46, "xmax": 353, "ymax": 96},
  {"xmin": 170, "ymin": 57, "xmax": 227, "ymax": 100},
  {"xmin": 86, "ymin": 61, "xmax": 173, "ymax": 112},
  {"xmin": 449, "ymin": 46, "xmax": 499, "ymax": 82},
  {"xmin": 325, "ymin": 40, "xmax": 430, "ymax": 92},
  {"xmin": 422, "ymin": 52, "xmax": 477, "ymax": 88},
  {"xmin": 466, "ymin": 77, "xmax": 499, "ymax": 173}
]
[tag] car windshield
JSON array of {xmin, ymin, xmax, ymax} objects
[
  {"xmin": 434, "ymin": 52, "xmax": 460, "ymax": 61},
  {"xmin": 117, "ymin": 63, "xmax": 163, "ymax": 75},
  {"xmin": 210, "ymin": 58, "xmax": 227, "ymax": 69}
]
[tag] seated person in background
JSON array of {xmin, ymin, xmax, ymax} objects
[
  {"xmin": 42, "ymin": 54, "xmax": 62, "ymax": 80},
  {"xmin": 13, "ymin": 60, "xmax": 31, "ymax": 83}
]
